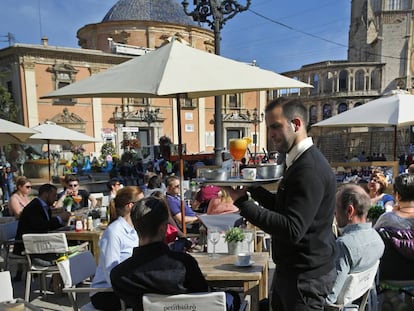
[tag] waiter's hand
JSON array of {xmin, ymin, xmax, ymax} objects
[{"xmin": 222, "ymin": 186, "xmax": 248, "ymax": 202}]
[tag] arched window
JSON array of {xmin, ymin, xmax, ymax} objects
[
  {"xmin": 339, "ymin": 70, "xmax": 348, "ymax": 91},
  {"xmin": 354, "ymin": 102, "xmax": 363, "ymax": 108},
  {"xmin": 311, "ymin": 74, "xmax": 319, "ymax": 95},
  {"xmin": 324, "ymin": 72, "xmax": 333, "ymax": 93},
  {"xmin": 309, "ymin": 105, "xmax": 317, "ymax": 124},
  {"xmin": 371, "ymin": 69, "xmax": 381, "ymax": 90},
  {"xmin": 338, "ymin": 103, "xmax": 348, "ymax": 114},
  {"xmin": 323, "ymin": 104, "xmax": 332, "ymax": 120},
  {"xmin": 355, "ymin": 70, "xmax": 365, "ymax": 91}
]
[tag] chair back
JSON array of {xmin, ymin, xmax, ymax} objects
[
  {"xmin": 22, "ymin": 233, "xmax": 69, "ymax": 255},
  {"xmin": 57, "ymin": 250, "xmax": 96, "ymax": 288},
  {"xmin": 142, "ymin": 292, "xmax": 226, "ymax": 311},
  {"xmin": 0, "ymin": 271, "xmax": 13, "ymax": 303},
  {"xmin": 336, "ymin": 260, "xmax": 380, "ymax": 306},
  {"xmin": 0, "ymin": 220, "xmax": 18, "ymax": 243}
]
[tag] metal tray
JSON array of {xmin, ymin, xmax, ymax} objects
[{"xmin": 200, "ymin": 177, "xmax": 282, "ymax": 187}]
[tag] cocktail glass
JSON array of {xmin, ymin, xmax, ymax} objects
[
  {"xmin": 72, "ymin": 195, "xmax": 82, "ymax": 209},
  {"xmin": 229, "ymin": 138, "xmax": 248, "ymax": 178}
]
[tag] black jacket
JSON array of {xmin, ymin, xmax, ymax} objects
[
  {"xmin": 110, "ymin": 242, "xmax": 208, "ymax": 310},
  {"xmin": 238, "ymin": 145, "xmax": 337, "ymax": 277}
]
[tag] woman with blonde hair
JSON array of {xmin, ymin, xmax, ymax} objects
[
  {"xmin": 90, "ymin": 186, "xmax": 143, "ymax": 310},
  {"xmin": 367, "ymin": 171, "xmax": 394, "ymax": 212},
  {"xmin": 206, "ymin": 188, "xmax": 239, "ymax": 215},
  {"xmin": 8, "ymin": 176, "xmax": 32, "ymax": 218}
]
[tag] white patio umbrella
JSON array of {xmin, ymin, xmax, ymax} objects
[
  {"xmin": 28, "ymin": 121, "xmax": 101, "ymax": 181},
  {"xmin": 312, "ymin": 90, "xmax": 414, "ymax": 159},
  {"xmin": 41, "ymin": 40, "xmax": 312, "ymax": 233},
  {"xmin": 0, "ymin": 118, "xmax": 39, "ymax": 144}
]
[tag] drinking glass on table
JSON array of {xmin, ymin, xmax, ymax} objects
[
  {"xmin": 208, "ymin": 228, "xmax": 220, "ymax": 258},
  {"xmin": 229, "ymin": 137, "xmax": 250, "ymax": 178},
  {"xmin": 243, "ymin": 229, "xmax": 254, "ymax": 252}
]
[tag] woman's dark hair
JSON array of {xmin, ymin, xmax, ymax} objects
[
  {"xmin": 394, "ymin": 173, "xmax": 414, "ymax": 201},
  {"xmin": 147, "ymin": 175, "xmax": 162, "ymax": 189}
]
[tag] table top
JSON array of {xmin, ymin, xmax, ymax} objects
[
  {"xmin": 192, "ymin": 252, "xmax": 269, "ymax": 282},
  {"xmin": 61, "ymin": 229, "xmax": 104, "ymax": 238}
]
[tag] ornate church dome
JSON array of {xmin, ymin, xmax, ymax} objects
[{"xmin": 102, "ymin": 0, "xmax": 196, "ymax": 25}]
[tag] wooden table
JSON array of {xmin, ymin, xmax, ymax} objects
[
  {"xmin": 192, "ymin": 252, "xmax": 269, "ymax": 311},
  {"xmin": 62, "ymin": 230, "xmax": 103, "ymax": 264}
]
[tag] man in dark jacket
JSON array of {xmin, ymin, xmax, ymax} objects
[
  {"xmin": 110, "ymin": 196, "xmax": 208, "ymax": 310},
  {"xmin": 229, "ymin": 98, "xmax": 337, "ymax": 310},
  {"xmin": 13, "ymin": 183, "xmax": 71, "ymax": 280}
]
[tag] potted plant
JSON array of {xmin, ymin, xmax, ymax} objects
[{"xmin": 224, "ymin": 227, "xmax": 245, "ymax": 255}]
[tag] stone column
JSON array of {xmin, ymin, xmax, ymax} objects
[{"xmin": 22, "ymin": 61, "xmax": 38, "ymax": 127}]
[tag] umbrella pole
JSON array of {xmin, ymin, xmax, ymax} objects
[
  {"xmin": 393, "ymin": 125, "xmax": 397, "ymax": 161},
  {"xmin": 176, "ymin": 94, "xmax": 186, "ymax": 236},
  {"xmin": 47, "ymin": 141, "xmax": 51, "ymax": 183}
]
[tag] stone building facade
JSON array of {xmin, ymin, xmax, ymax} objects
[
  {"xmin": 282, "ymin": 0, "xmax": 414, "ymax": 161},
  {"xmin": 0, "ymin": 0, "xmax": 267, "ymax": 159}
]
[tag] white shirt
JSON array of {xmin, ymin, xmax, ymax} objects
[{"xmin": 286, "ymin": 137, "xmax": 313, "ymax": 169}]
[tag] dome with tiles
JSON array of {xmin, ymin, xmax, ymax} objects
[{"xmin": 103, "ymin": 0, "xmax": 196, "ymax": 25}]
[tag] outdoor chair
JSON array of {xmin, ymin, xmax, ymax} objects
[
  {"xmin": 22, "ymin": 232, "xmax": 88, "ymax": 301},
  {"xmin": 0, "ymin": 220, "xmax": 24, "ymax": 272},
  {"xmin": 142, "ymin": 292, "xmax": 227, "ymax": 311},
  {"xmin": 0, "ymin": 270, "xmax": 42, "ymax": 310},
  {"xmin": 57, "ymin": 250, "xmax": 129, "ymax": 311},
  {"xmin": 325, "ymin": 260, "xmax": 380, "ymax": 311}
]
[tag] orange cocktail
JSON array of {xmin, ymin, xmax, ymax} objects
[
  {"xmin": 229, "ymin": 139, "xmax": 248, "ymax": 161},
  {"xmin": 73, "ymin": 195, "xmax": 82, "ymax": 205}
]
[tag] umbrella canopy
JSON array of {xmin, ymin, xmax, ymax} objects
[
  {"xmin": 313, "ymin": 91, "xmax": 414, "ymax": 159},
  {"xmin": 29, "ymin": 122, "xmax": 101, "ymax": 145},
  {"xmin": 41, "ymin": 40, "xmax": 312, "ymax": 233},
  {"xmin": 0, "ymin": 118, "xmax": 39, "ymax": 144},
  {"xmin": 28, "ymin": 122, "xmax": 101, "ymax": 181},
  {"xmin": 313, "ymin": 92, "xmax": 414, "ymax": 128},
  {"xmin": 42, "ymin": 40, "xmax": 311, "ymax": 100}
]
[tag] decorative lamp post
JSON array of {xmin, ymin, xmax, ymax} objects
[
  {"xmin": 182, "ymin": 0, "xmax": 251, "ymax": 165},
  {"xmin": 137, "ymin": 105, "xmax": 160, "ymax": 146},
  {"xmin": 250, "ymin": 107, "xmax": 264, "ymax": 161}
]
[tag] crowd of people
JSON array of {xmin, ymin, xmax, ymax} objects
[{"xmin": 2, "ymin": 97, "xmax": 414, "ymax": 310}]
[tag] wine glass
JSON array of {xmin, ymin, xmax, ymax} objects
[
  {"xmin": 229, "ymin": 138, "xmax": 248, "ymax": 179},
  {"xmin": 243, "ymin": 229, "xmax": 254, "ymax": 252},
  {"xmin": 208, "ymin": 228, "xmax": 220, "ymax": 258}
]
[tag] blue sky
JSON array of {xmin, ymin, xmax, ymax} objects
[{"xmin": 0, "ymin": 0, "xmax": 350, "ymax": 73}]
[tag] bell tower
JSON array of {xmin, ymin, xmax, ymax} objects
[{"xmin": 349, "ymin": 0, "xmax": 414, "ymax": 91}]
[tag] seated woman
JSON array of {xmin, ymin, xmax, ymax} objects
[
  {"xmin": 90, "ymin": 186, "xmax": 144, "ymax": 310},
  {"xmin": 367, "ymin": 171, "xmax": 394, "ymax": 212},
  {"xmin": 8, "ymin": 176, "xmax": 32, "ymax": 218},
  {"xmin": 206, "ymin": 189, "xmax": 239, "ymax": 215},
  {"xmin": 374, "ymin": 173, "xmax": 414, "ymax": 281}
]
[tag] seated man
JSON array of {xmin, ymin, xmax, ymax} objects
[
  {"xmin": 56, "ymin": 175, "xmax": 97, "ymax": 210},
  {"xmin": 13, "ymin": 183, "xmax": 71, "ymax": 280},
  {"xmin": 110, "ymin": 196, "xmax": 208, "ymax": 310},
  {"xmin": 165, "ymin": 176, "xmax": 199, "ymax": 233},
  {"xmin": 326, "ymin": 184, "xmax": 385, "ymax": 305}
]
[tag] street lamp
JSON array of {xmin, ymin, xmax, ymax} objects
[
  {"xmin": 249, "ymin": 107, "xmax": 264, "ymax": 161},
  {"xmin": 182, "ymin": 0, "xmax": 251, "ymax": 165},
  {"xmin": 137, "ymin": 105, "xmax": 160, "ymax": 146}
]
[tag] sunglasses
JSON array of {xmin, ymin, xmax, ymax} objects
[
  {"xmin": 173, "ymin": 184, "xmax": 180, "ymax": 189},
  {"xmin": 68, "ymin": 184, "xmax": 79, "ymax": 187},
  {"xmin": 25, "ymin": 185, "xmax": 32, "ymax": 189}
]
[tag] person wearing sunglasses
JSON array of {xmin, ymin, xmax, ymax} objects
[
  {"xmin": 56, "ymin": 175, "xmax": 97, "ymax": 210},
  {"xmin": 165, "ymin": 176, "xmax": 199, "ymax": 233},
  {"xmin": 8, "ymin": 176, "xmax": 32, "ymax": 218}
]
